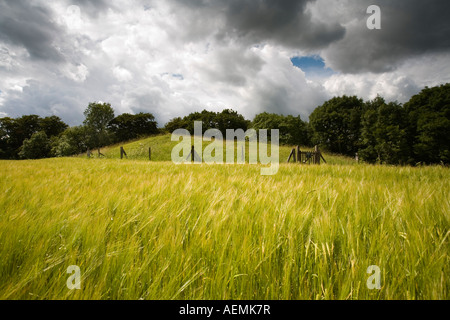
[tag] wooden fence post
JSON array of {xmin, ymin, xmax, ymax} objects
[
  {"xmin": 313, "ymin": 146, "xmax": 320, "ymax": 164},
  {"xmin": 149, "ymin": 147, "xmax": 151, "ymax": 161},
  {"xmin": 120, "ymin": 147, "xmax": 128, "ymax": 159},
  {"xmin": 314, "ymin": 145, "xmax": 320, "ymax": 164},
  {"xmin": 97, "ymin": 149, "xmax": 105, "ymax": 158},
  {"xmin": 287, "ymin": 148, "xmax": 296, "ymax": 163},
  {"xmin": 297, "ymin": 146, "xmax": 301, "ymax": 163},
  {"xmin": 320, "ymin": 152, "xmax": 327, "ymax": 164}
]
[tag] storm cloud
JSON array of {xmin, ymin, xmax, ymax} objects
[
  {"xmin": 320, "ymin": 0, "xmax": 450, "ymax": 73},
  {"xmin": 170, "ymin": 0, "xmax": 346, "ymax": 49},
  {"xmin": 0, "ymin": 1, "xmax": 66, "ymax": 62},
  {"xmin": 0, "ymin": 0, "xmax": 449, "ymax": 126}
]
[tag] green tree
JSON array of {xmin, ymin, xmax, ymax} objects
[
  {"xmin": 0, "ymin": 117, "xmax": 16, "ymax": 159},
  {"xmin": 309, "ymin": 96, "xmax": 364, "ymax": 155},
  {"xmin": 184, "ymin": 110, "xmax": 218, "ymax": 134},
  {"xmin": 373, "ymin": 102, "xmax": 409, "ymax": 164},
  {"xmin": 252, "ymin": 112, "xmax": 282, "ymax": 133},
  {"xmin": 164, "ymin": 109, "xmax": 249, "ymax": 135},
  {"xmin": 164, "ymin": 117, "xmax": 187, "ymax": 134},
  {"xmin": 0, "ymin": 115, "xmax": 67, "ymax": 159},
  {"xmin": 280, "ymin": 115, "xmax": 310, "ymax": 146},
  {"xmin": 359, "ymin": 96, "xmax": 386, "ymax": 163},
  {"xmin": 51, "ymin": 126, "xmax": 92, "ymax": 157},
  {"xmin": 39, "ymin": 116, "xmax": 68, "ymax": 138},
  {"xmin": 216, "ymin": 109, "xmax": 249, "ymax": 134},
  {"xmin": 109, "ymin": 113, "xmax": 159, "ymax": 142},
  {"xmin": 404, "ymin": 84, "xmax": 450, "ymax": 164},
  {"xmin": 252, "ymin": 112, "xmax": 310, "ymax": 146},
  {"xmin": 6, "ymin": 115, "xmax": 41, "ymax": 157},
  {"xmin": 83, "ymin": 102, "xmax": 115, "ymax": 155},
  {"xmin": 19, "ymin": 131, "xmax": 51, "ymax": 159}
]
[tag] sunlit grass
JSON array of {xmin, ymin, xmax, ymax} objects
[
  {"xmin": 94, "ymin": 133, "xmax": 356, "ymax": 166},
  {"xmin": 0, "ymin": 157, "xmax": 448, "ymax": 300}
]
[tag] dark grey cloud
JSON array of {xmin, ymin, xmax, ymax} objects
[
  {"xmin": 171, "ymin": 0, "xmax": 346, "ymax": 50},
  {"xmin": 0, "ymin": 79, "xmax": 85, "ymax": 125},
  {"xmin": 323, "ymin": 0, "xmax": 450, "ymax": 73},
  {"xmin": 0, "ymin": 1, "xmax": 65, "ymax": 62},
  {"xmin": 0, "ymin": 0, "xmax": 115, "ymax": 63},
  {"xmin": 68, "ymin": 0, "xmax": 115, "ymax": 17},
  {"xmin": 174, "ymin": 0, "xmax": 450, "ymax": 74},
  {"xmin": 0, "ymin": 60, "xmax": 127, "ymax": 126},
  {"xmin": 223, "ymin": 0, "xmax": 345, "ymax": 49}
]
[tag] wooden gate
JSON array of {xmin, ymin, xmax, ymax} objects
[{"xmin": 287, "ymin": 146, "xmax": 326, "ymax": 164}]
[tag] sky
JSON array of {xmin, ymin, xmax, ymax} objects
[{"xmin": 1, "ymin": 0, "xmax": 450, "ymax": 127}]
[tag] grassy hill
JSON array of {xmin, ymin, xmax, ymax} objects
[{"xmin": 92, "ymin": 133, "xmax": 355, "ymax": 166}]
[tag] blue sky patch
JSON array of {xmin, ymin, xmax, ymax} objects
[{"xmin": 291, "ymin": 56, "xmax": 336, "ymax": 78}]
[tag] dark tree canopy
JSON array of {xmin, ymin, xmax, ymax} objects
[
  {"xmin": 358, "ymin": 96, "xmax": 386, "ymax": 162},
  {"xmin": 164, "ymin": 109, "xmax": 249, "ymax": 135},
  {"xmin": 51, "ymin": 125, "xmax": 92, "ymax": 157},
  {"xmin": 83, "ymin": 102, "xmax": 115, "ymax": 153},
  {"xmin": 83, "ymin": 102, "xmax": 115, "ymax": 133},
  {"xmin": 215, "ymin": 109, "xmax": 250, "ymax": 134},
  {"xmin": 0, "ymin": 115, "xmax": 68, "ymax": 159},
  {"xmin": 39, "ymin": 116, "xmax": 68, "ymax": 138},
  {"xmin": 18, "ymin": 131, "xmax": 51, "ymax": 159},
  {"xmin": 404, "ymin": 84, "xmax": 450, "ymax": 164},
  {"xmin": 164, "ymin": 117, "xmax": 186, "ymax": 134},
  {"xmin": 109, "ymin": 112, "xmax": 159, "ymax": 142},
  {"xmin": 252, "ymin": 112, "xmax": 310, "ymax": 146},
  {"xmin": 309, "ymin": 95, "xmax": 364, "ymax": 156}
]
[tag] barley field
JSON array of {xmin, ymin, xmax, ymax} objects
[{"xmin": 0, "ymin": 140, "xmax": 449, "ymax": 300}]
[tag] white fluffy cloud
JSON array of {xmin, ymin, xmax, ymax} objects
[
  {"xmin": 0, "ymin": 0, "xmax": 449, "ymax": 126},
  {"xmin": 323, "ymin": 52, "xmax": 450, "ymax": 103}
]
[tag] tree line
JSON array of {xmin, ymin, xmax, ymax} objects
[
  {"xmin": 1, "ymin": 83, "xmax": 449, "ymax": 165},
  {"xmin": 0, "ymin": 103, "xmax": 159, "ymax": 159},
  {"xmin": 309, "ymin": 84, "xmax": 449, "ymax": 165}
]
